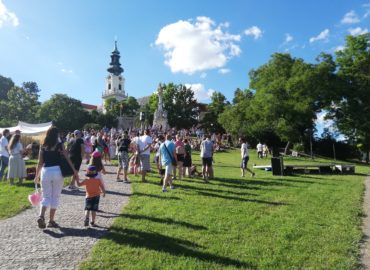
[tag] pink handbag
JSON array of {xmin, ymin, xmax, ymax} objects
[{"xmin": 28, "ymin": 184, "xmax": 42, "ymax": 206}]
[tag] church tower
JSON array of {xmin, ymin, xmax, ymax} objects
[{"xmin": 102, "ymin": 41, "xmax": 127, "ymax": 112}]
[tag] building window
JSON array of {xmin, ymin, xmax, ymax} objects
[
  {"xmin": 119, "ymin": 84, "xmax": 122, "ymax": 90},
  {"xmin": 108, "ymin": 84, "xmax": 111, "ymax": 90}
]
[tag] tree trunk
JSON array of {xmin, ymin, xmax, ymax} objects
[
  {"xmin": 366, "ymin": 150, "xmax": 369, "ymax": 164},
  {"xmin": 284, "ymin": 141, "xmax": 291, "ymax": 155}
]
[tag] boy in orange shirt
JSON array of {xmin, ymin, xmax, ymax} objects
[{"xmin": 76, "ymin": 165, "xmax": 106, "ymax": 227}]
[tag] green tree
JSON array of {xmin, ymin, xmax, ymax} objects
[
  {"xmin": 0, "ymin": 75, "xmax": 14, "ymax": 100},
  {"xmin": 6, "ymin": 85, "xmax": 40, "ymax": 123},
  {"xmin": 121, "ymin": 96, "xmax": 140, "ymax": 116},
  {"xmin": 37, "ymin": 94, "xmax": 89, "ymax": 131},
  {"xmin": 201, "ymin": 91, "xmax": 228, "ymax": 133},
  {"xmin": 150, "ymin": 83, "xmax": 198, "ymax": 129},
  {"xmin": 330, "ymin": 33, "xmax": 370, "ymax": 161},
  {"xmin": 104, "ymin": 97, "xmax": 120, "ymax": 116}
]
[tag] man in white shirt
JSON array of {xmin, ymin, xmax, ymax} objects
[
  {"xmin": 139, "ymin": 129, "xmax": 153, "ymax": 182},
  {"xmin": 240, "ymin": 137, "xmax": 255, "ymax": 177},
  {"xmin": 256, "ymin": 142, "xmax": 263, "ymax": 159},
  {"xmin": 0, "ymin": 129, "xmax": 10, "ymax": 180}
]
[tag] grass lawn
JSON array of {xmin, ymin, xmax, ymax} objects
[
  {"xmin": 0, "ymin": 159, "xmax": 70, "ymax": 219},
  {"xmin": 79, "ymin": 150, "xmax": 369, "ymax": 270}
]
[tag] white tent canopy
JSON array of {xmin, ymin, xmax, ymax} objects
[{"xmin": 0, "ymin": 121, "xmax": 52, "ymax": 135}]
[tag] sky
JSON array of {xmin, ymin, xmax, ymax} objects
[{"xmin": 0, "ymin": 0, "xmax": 369, "ymax": 132}]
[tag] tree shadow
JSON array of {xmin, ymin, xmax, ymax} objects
[
  {"xmin": 211, "ymin": 177, "xmax": 294, "ymax": 188},
  {"xmin": 118, "ymin": 213, "xmax": 207, "ymax": 230},
  {"xmin": 105, "ymin": 190, "xmax": 131, "ymax": 196},
  {"xmin": 132, "ymin": 192, "xmax": 181, "ymax": 201},
  {"xmin": 61, "ymin": 189, "xmax": 85, "ymax": 196},
  {"xmin": 174, "ymin": 183, "xmax": 258, "ymax": 197},
  {"xmin": 196, "ymin": 190, "xmax": 288, "ymax": 206},
  {"xmin": 105, "ymin": 227, "xmax": 256, "ymax": 269},
  {"xmin": 43, "ymin": 226, "xmax": 107, "ymax": 239}
]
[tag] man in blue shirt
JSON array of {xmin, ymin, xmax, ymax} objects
[{"xmin": 159, "ymin": 134, "xmax": 177, "ymax": 192}]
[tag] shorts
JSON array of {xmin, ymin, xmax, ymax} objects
[
  {"xmin": 165, "ymin": 164, "xmax": 173, "ymax": 177},
  {"xmin": 176, "ymin": 154, "xmax": 185, "ymax": 162},
  {"xmin": 140, "ymin": 154, "xmax": 150, "ymax": 172},
  {"xmin": 241, "ymin": 156, "xmax": 249, "ymax": 169},
  {"xmin": 85, "ymin": 196, "xmax": 100, "ymax": 211},
  {"xmin": 202, "ymin": 157, "xmax": 213, "ymax": 167},
  {"xmin": 70, "ymin": 157, "xmax": 82, "ymax": 171},
  {"xmin": 118, "ymin": 151, "xmax": 129, "ymax": 169}
]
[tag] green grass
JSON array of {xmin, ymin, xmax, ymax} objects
[
  {"xmin": 0, "ymin": 159, "xmax": 70, "ymax": 219},
  {"xmin": 79, "ymin": 150, "xmax": 369, "ymax": 270}
]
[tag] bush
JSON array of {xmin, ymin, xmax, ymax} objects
[
  {"xmin": 293, "ymin": 143, "xmax": 304, "ymax": 152},
  {"xmin": 83, "ymin": 123, "xmax": 101, "ymax": 130}
]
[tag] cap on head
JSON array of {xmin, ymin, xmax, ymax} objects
[{"xmin": 85, "ymin": 165, "xmax": 98, "ymax": 178}]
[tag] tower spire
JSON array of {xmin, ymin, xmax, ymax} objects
[{"xmin": 107, "ymin": 40, "xmax": 123, "ymax": 76}]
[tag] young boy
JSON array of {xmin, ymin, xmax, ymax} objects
[{"xmin": 76, "ymin": 165, "xmax": 106, "ymax": 227}]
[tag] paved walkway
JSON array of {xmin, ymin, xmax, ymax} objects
[
  {"xmin": 0, "ymin": 164, "xmax": 131, "ymax": 270},
  {"xmin": 362, "ymin": 175, "xmax": 370, "ymax": 269}
]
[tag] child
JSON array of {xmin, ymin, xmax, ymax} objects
[
  {"xmin": 76, "ymin": 165, "xmax": 106, "ymax": 227},
  {"xmin": 89, "ymin": 151, "xmax": 106, "ymax": 187}
]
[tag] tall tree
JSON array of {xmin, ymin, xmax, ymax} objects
[
  {"xmin": 150, "ymin": 83, "xmax": 198, "ymax": 129},
  {"xmin": 121, "ymin": 96, "xmax": 140, "ymax": 116},
  {"xmin": 37, "ymin": 94, "xmax": 89, "ymax": 131},
  {"xmin": 201, "ymin": 91, "xmax": 228, "ymax": 133},
  {"xmin": 330, "ymin": 33, "xmax": 370, "ymax": 161},
  {"xmin": 0, "ymin": 75, "xmax": 14, "ymax": 100}
]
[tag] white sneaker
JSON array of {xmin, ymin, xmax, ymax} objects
[
  {"xmin": 162, "ymin": 188, "xmax": 168, "ymax": 192},
  {"xmin": 170, "ymin": 185, "xmax": 175, "ymax": 190}
]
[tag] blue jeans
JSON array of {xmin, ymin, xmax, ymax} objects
[{"xmin": 0, "ymin": 156, "xmax": 9, "ymax": 179}]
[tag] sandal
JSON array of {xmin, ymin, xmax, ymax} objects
[
  {"xmin": 37, "ymin": 216, "xmax": 46, "ymax": 229},
  {"xmin": 47, "ymin": 220, "xmax": 59, "ymax": 228}
]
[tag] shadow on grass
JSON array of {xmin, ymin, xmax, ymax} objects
[
  {"xmin": 43, "ymin": 226, "xmax": 108, "ymax": 239},
  {"xmin": 211, "ymin": 177, "xmax": 294, "ymax": 188},
  {"xmin": 120, "ymin": 213, "xmax": 207, "ymax": 230},
  {"xmin": 196, "ymin": 190, "xmax": 288, "ymax": 206},
  {"xmin": 132, "ymin": 192, "xmax": 181, "ymax": 200},
  {"xmin": 106, "ymin": 227, "xmax": 256, "ymax": 269},
  {"xmin": 105, "ymin": 190, "xmax": 131, "ymax": 196},
  {"xmin": 174, "ymin": 183, "xmax": 258, "ymax": 197}
]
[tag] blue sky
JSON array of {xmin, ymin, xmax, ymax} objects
[{"xmin": 0, "ymin": 0, "xmax": 369, "ymax": 112}]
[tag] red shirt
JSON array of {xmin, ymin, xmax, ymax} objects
[{"xmin": 79, "ymin": 178, "xmax": 104, "ymax": 198}]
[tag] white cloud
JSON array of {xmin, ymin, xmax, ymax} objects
[
  {"xmin": 185, "ymin": 83, "xmax": 214, "ymax": 101},
  {"xmin": 155, "ymin": 17, "xmax": 241, "ymax": 74},
  {"xmin": 309, "ymin": 29, "xmax": 330, "ymax": 43},
  {"xmin": 285, "ymin": 33, "xmax": 293, "ymax": 43},
  {"xmin": 334, "ymin": 45, "xmax": 345, "ymax": 52},
  {"xmin": 0, "ymin": 0, "xmax": 19, "ymax": 27},
  {"xmin": 61, "ymin": 68, "xmax": 73, "ymax": 73},
  {"xmin": 364, "ymin": 4, "xmax": 370, "ymax": 18},
  {"xmin": 244, "ymin": 26, "xmax": 263, "ymax": 40},
  {"xmin": 348, "ymin": 27, "xmax": 368, "ymax": 36},
  {"xmin": 200, "ymin": 72, "xmax": 207, "ymax": 79},
  {"xmin": 218, "ymin": 68, "xmax": 230, "ymax": 74},
  {"xmin": 341, "ymin": 10, "xmax": 360, "ymax": 24}
]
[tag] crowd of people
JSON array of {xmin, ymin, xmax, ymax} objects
[{"xmin": 0, "ymin": 125, "xmax": 267, "ymax": 228}]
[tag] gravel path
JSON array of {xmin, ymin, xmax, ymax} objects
[
  {"xmin": 0, "ymin": 164, "xmax": 131, "ymax": 270},
  {"xmin": 362, "ymin": 175, "xmax": 370, "ymax": 269}
]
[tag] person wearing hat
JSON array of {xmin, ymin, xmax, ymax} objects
[
  {"xmin": 76, "ymin": 165, "xmax": 106, "ymax": 227},
  {"xmin": 68, "ymin": 130, "xmax": 85, "ymax": 189}
]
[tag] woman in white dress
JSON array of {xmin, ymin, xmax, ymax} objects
[{"xmin": 7, "ymin": 134, "xmax": 26, "ymax": 184}]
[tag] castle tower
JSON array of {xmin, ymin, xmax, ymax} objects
[{"xmin": 102, "ymin": 41, "xmax": 127, "ymax": 112}]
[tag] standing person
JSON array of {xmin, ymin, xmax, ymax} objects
[
  {"xmin": 174, "ymin": 135, "xmax": 185, "ymax": 180},
  {"xmin": 183, "ymin": 138, "xmax": 192, "ymax": 177},
  {"xmin": 7, "ymin": 134, "xmax": 26, "ymax": 185},
  {"xmin": 200, "ymin": 134, "xmax": 214, "ymax": 181},
  {"xmin": 132, "ymin": 132, "xmax": 141, "ymax": 176},
  {"xmin": 68, "ymin": 130, "xmax": 85, "ymax": 189},
  {"xmin": 76, "ymin": 165, "xmax": 105, "ymax": 227},
  {"xmin": 89, "ymin": 151, "xmax": 106, "ymax": 188},
  {"xmin": 116, "ymin": 131, "xmax": 131, "ymax": 183},
  {"xmin": 159, "ymin": 134, "xmax": 177, "ymax": 192},
  {"xmin": 240, "ymin": 137, "xmax": 255, "ymax": 177},
  {"xmin": 154, "ymin": 135, "xmax": 165, "ymax": 184},
  {"xmin": 84, "ymin": 136, "xmax": 92, "ymax": 164},
  {"xmin": 256, "ymin": 142, "xmax": 263, "ymax": 159},
  {"xmin": 138, "ymin": 129, "xmax": 152, "ymax": 182},
  {"xmin": 34, "ymin": 127, "xmax": 78, "ymax": 228},
  {"xmin": 0, "ymin": 129, "xmax": 10, "ymax": 181}
]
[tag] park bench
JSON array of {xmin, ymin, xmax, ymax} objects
[{"xmin": 334, "ymin": 164, "xmax": 356, "ymax": 174}]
